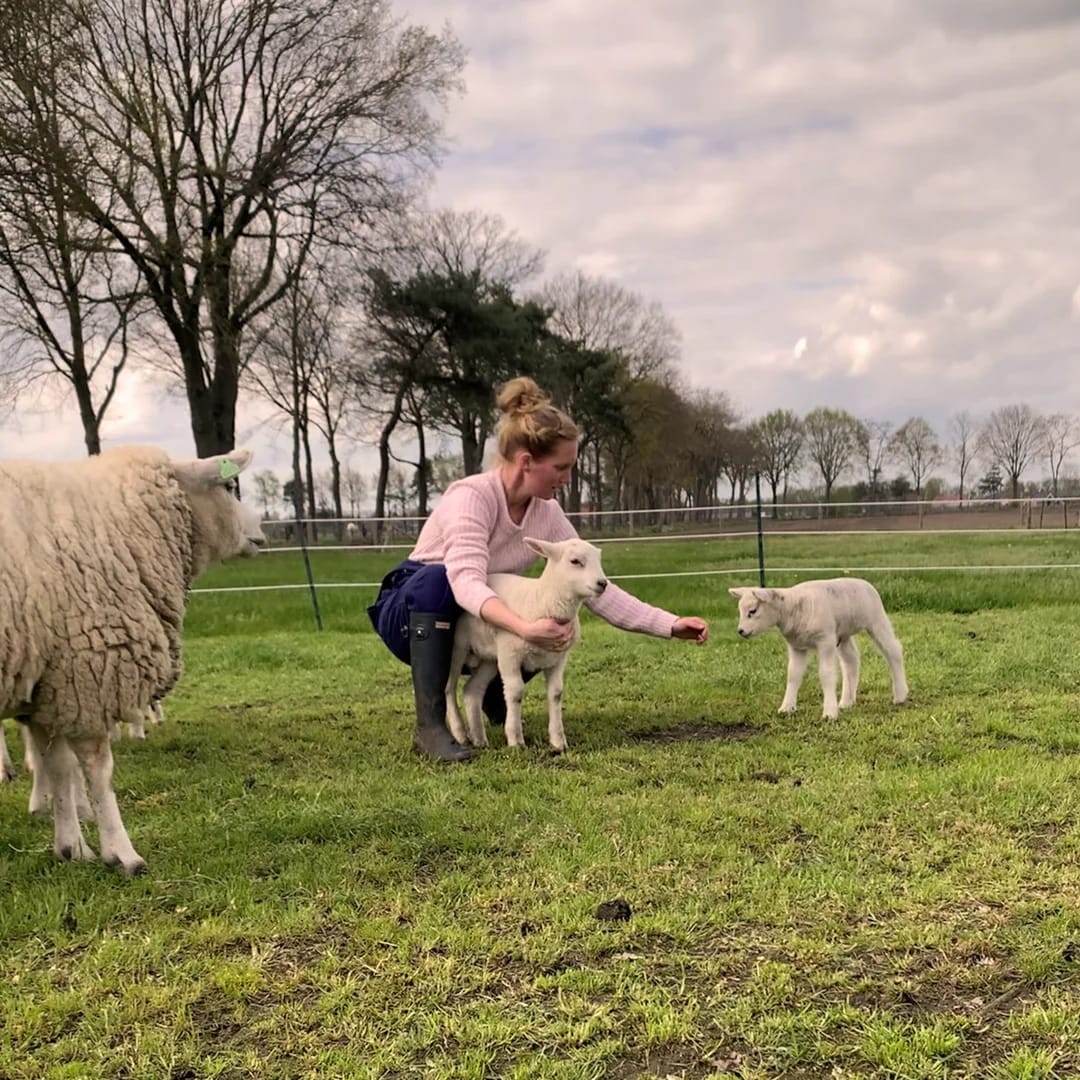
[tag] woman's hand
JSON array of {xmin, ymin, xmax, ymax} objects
[
  {"xmin": 522, "ymin": 617, "xmax": 576, "ymax": 651},
  {"xmin": 672, "ymin": 616, "xmax": 709, "ymax": 643}
]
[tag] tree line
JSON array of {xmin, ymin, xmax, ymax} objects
[{"xmin": 0, "ymin": 0, "xmax": 1075, "ymax": 529}]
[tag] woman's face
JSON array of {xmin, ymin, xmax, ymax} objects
[{"xmin": 522, "ymin": 439, "xmax": 578, "ymax": 499}]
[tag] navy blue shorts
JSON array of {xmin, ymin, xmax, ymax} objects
[{"xmin": 367, "ymin": 560, "xmax": 461, "ymax": 664}]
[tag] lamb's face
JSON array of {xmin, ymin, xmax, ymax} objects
[
  {"xmin": 560, "ymin": 539, "xmax": 608, "ymax": 600},
  {"xmin": 529, "ymin": 537, "xmax": 608, "ymax": 600},
  {"xmin": 730, "ymin": 587, "xmax": 780, "ymax": 638}
]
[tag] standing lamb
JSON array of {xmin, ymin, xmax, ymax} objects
[
  {"xmin": 445, "ymin": 537, "xmax": 607, "ymax": 752},
  {"xmin": 0, "ymin": 446, "xmax": 265, "ymax": 874},
  {"xmin": 729, "ymin": 578, "xmax": 908, "ymax": 719}
]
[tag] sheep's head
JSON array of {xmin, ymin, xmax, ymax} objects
[
  {"xmin": 728, "ymin": 586, "xmax": 781, "ymax": 638},
  {"xmin": 172, "ymin": 449, "xmax": 266, "ymax": 567},
  {"xmin": 525, "ymin": 537, "xmax": 608, "ymax": 600}
]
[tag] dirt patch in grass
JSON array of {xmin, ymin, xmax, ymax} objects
[{"xmin": 633, "ymin": 721, "xmax": 759, "ymax": 744}]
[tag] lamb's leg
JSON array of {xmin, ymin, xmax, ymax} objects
[
  {"xmin": 0, "ymin": 726, "xmax": 13, "ymax": 782},
  {"xmin": 869, "ymin": 617, "xmax": 908, "ymax": 704},
  {"xmin": 462, "ymin": 661, "xmax": 498, "ymax": 748},
  {"xmin": 545, "ymin": 656, "xmax": 569, "ymax": 753},
  {"xmin": 779, "ymin": 645, "xmax": 810, "ymax": 714},
  {"xmin": 27, "ymin": 725, "xmax": 96, "ymax": 863},
  {"xmin": 838, "ymin": 637, "xmax": 860, "ymax": 709},
  {"xmin": 497, "ymin": 647, "xmax": 527, "ymax": 749},
  {"xmin": 817, "ymin": 640, "xmax": 840, "ymax": 719},
  {"xmin": 69, "ymin": 735, "xmax": 146, "ymax": 875},
  {"xmin": 443, "ymin": 637, "xmax": 471, "ymax": 747}
]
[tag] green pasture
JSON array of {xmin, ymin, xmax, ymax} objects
[{"xmin": 4, "ymin": 529, "xmax": 1080, "ymax": 1078}]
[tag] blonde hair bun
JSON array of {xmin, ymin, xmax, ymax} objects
[{"xmin": 496, "ymin": 376, "xmax": 549, "ymax": 417}]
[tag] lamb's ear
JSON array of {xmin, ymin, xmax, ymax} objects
[
  {"xmin": 524, "ymin": 537, "xmax": 557, "ymax": 560},
  {"xmin": 174, "ymin": 448, "xmax": 255, "ymax": 488},
  {"xmin": 752, "ymin": 588, "xmax": 776, "ymax": 603},
  {"xmin": 728, "ymin": 587, "xmax": 747, "ymax": 599}
]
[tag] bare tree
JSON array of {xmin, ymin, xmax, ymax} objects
[
  {"xmin": 0, "ymin": 0, "xmax": 464, "ymax": 456},
  {"xmin": 409, "ymin": 208, "xmax": 544, "ymax": 288},
  {"xmin": 889, "ymin": 417, "xmax": 941, "ymax": 496},
  {"xmin": 252, "ymin": 470, "xmax": 281, "ymax": 519},
  {"xmin": 750, "ymin": 409, "xmax": 803, "ymax": 513},
  {"xmin": 539, "ymin": 270, "xmax": 680, "ymax": 382},
  {"xmin": 803, "ymin": 407, "xmax": 861, "ymax": 506},
  {"xmin": 978, "ymin": 404, "xmax": 1044, "ymax": 499},
  {"xmin": 855, "ymin": 419, "xmax": 893, "ymax": 496},
  {"xmin": 1041, "ymin": 413, "xmax": 1080, "ymax": 497},
  {"xmin": 342, "ymin": 466, "xmax": 367, "ymax": 518},
  {"xmin": 949, "ymin": 411, "xmax": 978, "ymax": 503},
  {"xmin": 0, "ymin": 11, "xmax": 142, "ymax": 455}
]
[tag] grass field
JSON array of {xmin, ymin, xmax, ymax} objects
[{"xmin": 4, "ymin": 530, "xmax": 1080, "ymax": 1079}]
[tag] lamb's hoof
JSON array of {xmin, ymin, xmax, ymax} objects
[
  {"xmin": 822, "ymin": 710, "xmax": 839, "ymax": 721},
  {"xmin": 1, "ymin": 763, "xmax": 14, "ymax": 782},
  {"xmin": 777, "ymin": 705, "xmax": 797, "ymax": 715},
  {"xmin": 893, "ymin": 694, "xmax": 909, "ymax": 705},
  {"xmin": 105, "ymin": 853, "xmax": 148, "ymax": 876},
  {"xmin": 56, "ymin": 839, "xmax": 97, "ymax": 863},
  {"xmin": 839, "ymin": 700, "xmax": 855, "ymax": 710},
  {"xmin": 549, "ymin": 741, "xmax": 567, "ymax": 754}
]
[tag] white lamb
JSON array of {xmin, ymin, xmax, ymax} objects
[
  {"xmin": 729, "ymin": 577, "xmax": 908, "ymax": 720},
  {"xmin": 445, "ymin": 537, "xmax": 608, "ymax": 752},
  {"xmin": 0, "ymin": 445, "xmax": 265, "ymax": 874}
]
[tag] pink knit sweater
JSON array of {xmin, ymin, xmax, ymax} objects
[{"xmin": 409, "ymin": 470, "xmax": 675, "ymax": 638}]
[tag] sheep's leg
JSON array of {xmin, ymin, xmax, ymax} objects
[
  {"xmin": 23, "ymin": 721, "xmax": 51, "ymax": 814},
  {"xmin": 69, "ymin": 735, "xmax": 146, "ymax": 875},
  {"xmin": 869, "ymin": 618, "xmax": 908, "ymax": 704},
  {"xmin": 496, "ymin": 648, "xmax": 527, "ymax": 749},
  {"xmin": 838, "ymin": 637, "xmax": 860, "ymax": 709},
  {"xmin": 21, "ymin": 722, "xmax": 93, "ymax": 820},
  {"xmin": 443, "ymin": 638, "xmax": 471, "ymax": 747},
  {"xmin": 0, "ymin": 726, "xmax": 13, "ymax": 782},
  {"xmin": 817, "ymin": 640, "xmax": 840, "ymax": 719},
  {"xmin": 779, "ymin": 645, "xmax": 810, "ymax": 714},
  {"xmin": 27, "ymin": 725, "xmax": 96, "ymax": 864},
  {"xmin": 462, "ymin": 661, "xmax": 498, "ymax": 748},
  {"xmin": 545, "ymin": 657, "xmax": 569, "ymax": 753}
]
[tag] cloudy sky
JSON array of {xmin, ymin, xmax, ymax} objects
[{"xmin": 3, "ymin": 0, "xmax": 1078, "ymax": 485}]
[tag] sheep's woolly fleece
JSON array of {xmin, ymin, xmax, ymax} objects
[{"xmin": 0, "ymin": 447, "xmax": 200, "ymax": 738}]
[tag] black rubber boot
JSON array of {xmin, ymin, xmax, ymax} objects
[
  {"xmin": 481, "ymin": 670, "xmax": 539, "ymax": 726},
  {"xmin": 409, "ymin": 612, "xmax": 476, "ymax": 763}
]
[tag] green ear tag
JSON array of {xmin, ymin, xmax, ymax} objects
[{"xmin": 219, "ymin": 458, "xmax": 241, "ymax": 481}]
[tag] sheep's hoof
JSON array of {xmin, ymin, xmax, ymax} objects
[
  {"xmin": 1, "ymin": 763, "xmax": 14, "ymax": 783},
  {"xmin": 777, "ymin": 704, "xmax": 797, "ymax": 715},
  {"xmin": 822, "ymin": 710, "xmax": 839, "ymax": 721}
]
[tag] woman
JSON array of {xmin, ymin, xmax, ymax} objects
[{"xmin": 368, "ymin": 377, "xmax": 710, "ymax": 761}]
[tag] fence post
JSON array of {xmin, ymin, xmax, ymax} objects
[
  {"xmin": 293, "ymin": 507, "xmax": 324, "ymax": 631},
  {"xmin": 755, "ymin": 472, "xmax": 766, "ymax": 587}
]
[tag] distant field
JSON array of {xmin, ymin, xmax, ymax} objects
[{"xmin": 4, "ymin": 531, "xmax": 1080, "ymax": 1078}]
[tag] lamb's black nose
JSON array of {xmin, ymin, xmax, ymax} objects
[
  {"xmin": 596, "ymin": 579, "xmax": 608, "ymax": 593},
  {"xmin": 738, "ymin": 628, "xmax": 749, "ymax": 638}
]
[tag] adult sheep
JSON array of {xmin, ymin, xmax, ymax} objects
[{"xmin": 0, "ymin": 446, "xmax": 265, "ymax": 874}]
